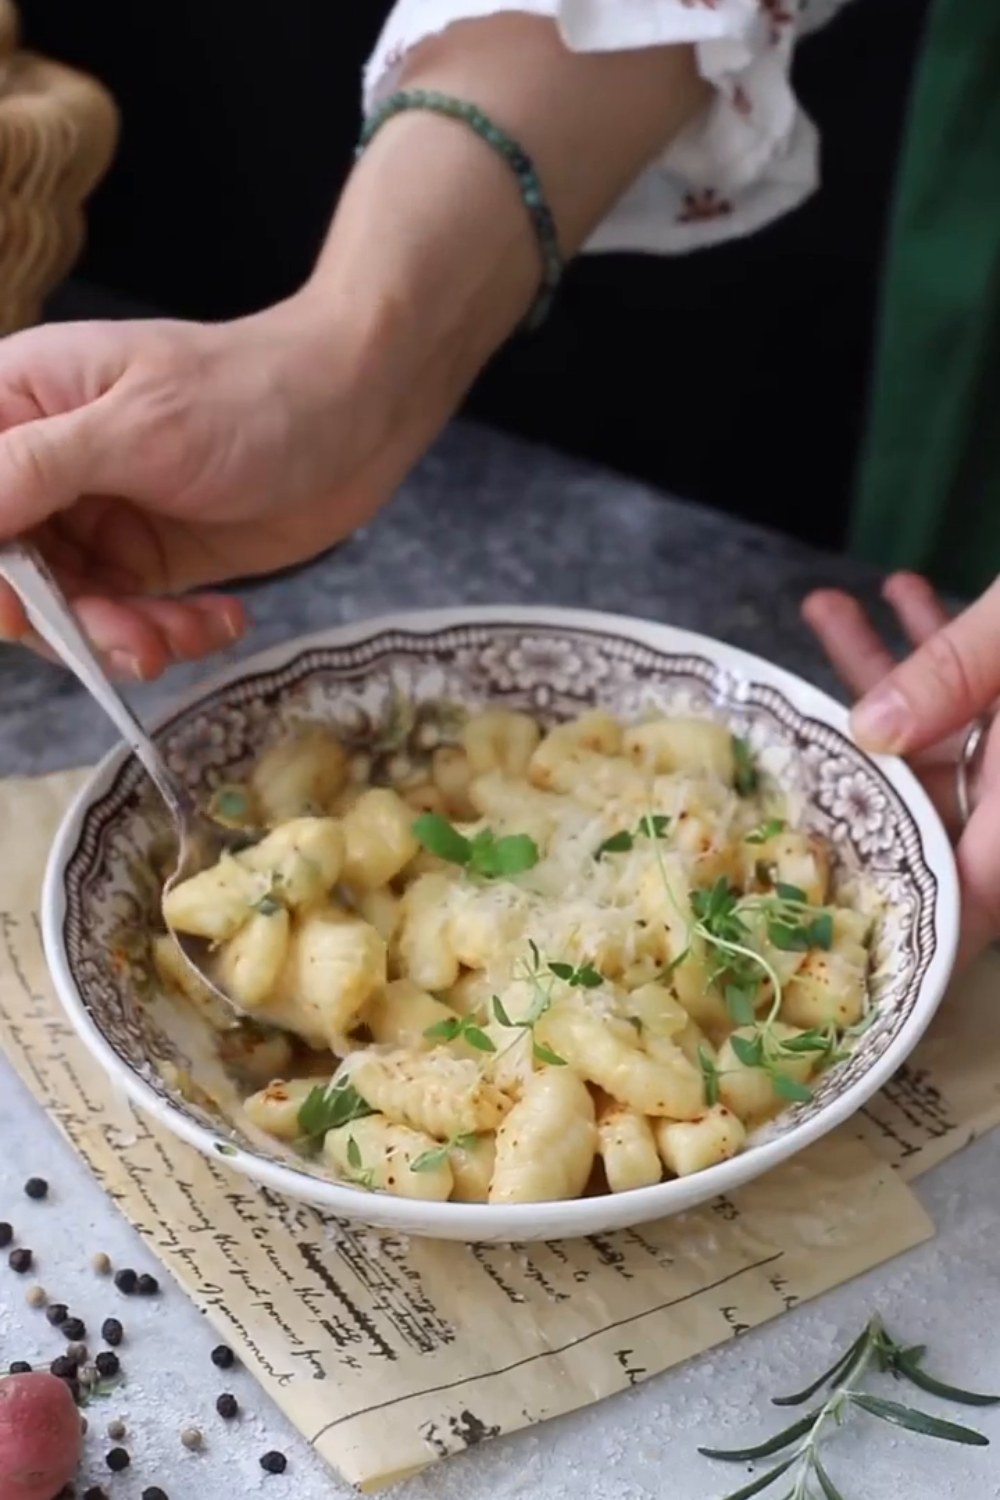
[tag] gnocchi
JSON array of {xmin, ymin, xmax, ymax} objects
[{"xmin": 161, "ymin": 704, "xmax": 874, "ymax": 1206}]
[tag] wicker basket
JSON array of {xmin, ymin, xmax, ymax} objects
[{"xmin": 0, "ymin": 0, "xmax": 118, "ymax": 332}]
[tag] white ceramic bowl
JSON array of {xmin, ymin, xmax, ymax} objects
[{"xmin": 42, "ymin": 606, "xmax": 960, "ymax": 1242}]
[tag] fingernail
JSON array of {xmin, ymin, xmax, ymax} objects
[
  {"xmin": 204, "ymin": 614, "xmax": 241, "ymax": 650},
  {"xmin": 106, "ymin": 649, "xmax": 145, "ymax": 681},
  {"xmin": 850, "ymin": 685, "xmax": 910, "ymax": 753}
]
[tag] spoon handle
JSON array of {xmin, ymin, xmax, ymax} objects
[{"xmin": 0, "ymin": 540, "xmax": 184, "ymax": 817}]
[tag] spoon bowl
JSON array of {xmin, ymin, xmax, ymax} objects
[{"xmin": 0, "ymin": 540, "xmax": 260, "ymax": 1016}]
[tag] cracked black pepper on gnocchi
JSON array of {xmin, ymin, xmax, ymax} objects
[{"xmin": 155, "ymin": 708, "xmax": 876, "ymax": 1204}]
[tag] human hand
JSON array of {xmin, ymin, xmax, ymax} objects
[
  {"xmin": 803, "ymin": 572, "xmax": 1000, "ymax": 968},
  {"xmin": 0, "ymin": 293, "xmax": 450, "ymax": 679}
]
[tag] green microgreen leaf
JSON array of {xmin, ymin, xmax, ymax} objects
[
  {"xmin": 778, "ymin": 1029, "xmax": 834, "ymax": 1055},
  {"xmin": 409, "ymin": 1145, "xmax": 448, "ymax": 1174},
  {"xmin": 731, "ymin": 1034, "xmax": 766, "ymax": 1068},
  {"xmin": 412, "ymin": 812, "xmax": 473, "ymax": 865},
  {"xmin": 595, "ymin": 813, "xmax": 672, "ymax": 860},
  {"xmin": 423, "ymin": 1014, "xmax": 496, "ymax": 1052},
  {"xmin": 469, "ymin": 829, "xmax": 540, "ymax": 879},
  {"xmin": 410, "ymin": 1132, "xmax": 480, "ymax": 1174},
  {"xmin": 770, "ymin": 1073, "xmax": 814, "ymax": 1104},
  {"xmin": 745, "ymin": 818, "xmax": 786, "ymax": 845},
  {"xmin": 660, "ymin": 946, "xmax": 690, "ymax": 980},
  {"xmin": 726, "ymin": 984, "xmax": 758, "ymax": 1026},
  {"xmin": 699, "ymin": 1047, "xmax": 720, "ymax": 1107},
  {"xmin": 423, "ymin": 1016, "xmax": 462, "ymax": 1042},
  {"xmin": 569, "ymin": 963, "xmax": 604, "ymax": 989},
  {"xmin": 492, "ymin": 995, "xmax": 514, "ymax": 1028},
  {"xmin": 533, "ymin": 1041, "xmax": 567, "ymax": 1067},
  {"xmin": 806, "ymin": 911, "xmax": 834, "ymax": 950},
  {"xmin": 732, "ymin": 735, "xmax": 759, "ymax": 796},
  {"xmin": 595, "ymin": 829, "xmax": 635, "ymax": 860},
  {"xmin": 411, "ymin": 814, "xmax": 538, "ymax": 879},
  {"xmin": 767, "ymin": 921, "xmax": 812, "ymax": 952}
]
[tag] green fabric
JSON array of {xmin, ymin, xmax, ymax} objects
[{"xmin": 850, "ymin": 0, "xmax": 1000, "ymax": 597}]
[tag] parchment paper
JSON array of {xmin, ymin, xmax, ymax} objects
[{"xmin": 1, "ymin": 771, "xmax": 994, "ymax": 1490}]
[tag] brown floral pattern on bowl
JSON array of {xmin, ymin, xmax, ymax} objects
[{"xmin": 55, "ymin": 622, "xmax": 935, "ymax": 1174}]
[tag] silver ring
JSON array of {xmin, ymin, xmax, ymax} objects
[{"xmin": 956, "ymin": 716, "xmax": 991, "ymax": 828}]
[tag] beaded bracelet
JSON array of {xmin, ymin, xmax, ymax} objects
[{"xmin": 356, "ymin": 89, "xmax": 564, "ymax": 330}]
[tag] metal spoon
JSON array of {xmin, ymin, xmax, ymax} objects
[{"xmin": 0, "ymin": 539, "xmax": 258, "ymax": 1013}]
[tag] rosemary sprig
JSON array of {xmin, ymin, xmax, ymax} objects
[{"xmin": 698, "ymin": 1316, "xmax": 998, "ymax": 1499}]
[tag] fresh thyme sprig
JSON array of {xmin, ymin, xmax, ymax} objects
[
  {"xmin": 698, "ymin": 1315, "xmax": 997, "ymax": 1499},
  {"xmin": 410, "ymin": 1132, "xmax": 480, "ymax": 1175},
  {"xmin": 491, "ymin": 940, "xmax": 607, "ymax": 1067},
  {"xmin": 687, "ymin": 877, "xmax": 840, "ymax": 1105}
]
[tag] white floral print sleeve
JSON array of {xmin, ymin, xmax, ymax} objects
[{"xmin": 364, "ymin": 0, "xmax": 857, "ymax": 255}]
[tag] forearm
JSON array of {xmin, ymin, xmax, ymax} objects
[{"xmin": 293, "ymin": 15, "xmax": 709, "ymax": 394}]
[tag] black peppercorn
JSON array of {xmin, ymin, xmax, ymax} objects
[
  {"xmin": 113, "ymin": 1268, "xmax": 137, "ymax": 1295},
  {"xmin": 23, "ymin": 1177, "xmax": 48, "ymax": 1200},
  {"xmin": 210, "ymin": 1344, "xmax": 235, "ymax": 1369},
  {"xmin": 0, "ymin": 1223, "xmax": 12, "ymax": 1248},
  {"xmin": 136, "ymin": 1273, "xmax": 159, "ymax": 1296},
  {"xmin": 259, "ymin": 1451, "xmax": 287, "ymax": 1474},
  {"xmin": 100, "ymin": 1316, "xmax": 124, "ymax": 1347},
  {"xmin": 62, "ymin": 1317, "xmax": 86, "ymax": 1341},
  {"xmin": 142, "ymin": 1490, "xmax": 169, "ymax": 1500},
  {"xmin": 95, "ymin": 1351, "xmax": 120, "ymax": 1379},
  {"xmin": 50, "ymin": 1354, "xmax": 79, "ymax": 1379},
  {"xmin": 46, "ymin": 1302, "xmax": 69, "ymax": 1326},
  {"xmin": 84, "ymin": 1489, "xmax": 108, "ymax": 1500},
  {"xmin": 8, "ymin": 1248, "xmax": 32, "ymax": 1273},
  {"xmin": 105, "ymin": 1447, "xmax": 130, "ymax": 1472},
  {"xmin": 62, "ymin": 1376, "xmax": 81, "ymax": 1404},
  {"xmin": 215, "ymin": 1392, "xmax": 238, "ymax": 1419},
  {"xmin": 8, "ymin": 1361, "xmax": 31, "ymax": 1374}
]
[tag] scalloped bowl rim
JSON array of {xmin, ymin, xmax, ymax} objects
[{"xmin": 41, "ymin": 605, "xmax": 961, "ymax": 1241}]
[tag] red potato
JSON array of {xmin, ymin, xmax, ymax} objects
[{"xmin": 0, "ymin": 1374, "xmax": 81, "ymax": 1500}]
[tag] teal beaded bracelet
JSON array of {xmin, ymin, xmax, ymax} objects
[{"xmin": 356, "ymin": 89, "xmax": 564, "ymax": 330}]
